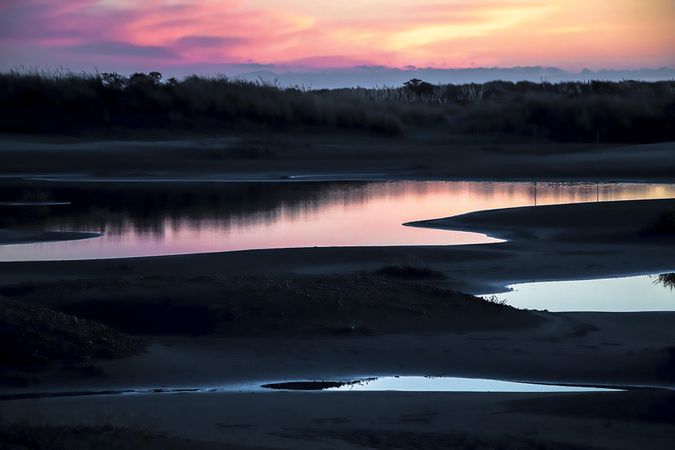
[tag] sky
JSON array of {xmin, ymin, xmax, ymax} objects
[{"xmin": 0, "ymin": 0, "xmax": 673, "ymax": 76}]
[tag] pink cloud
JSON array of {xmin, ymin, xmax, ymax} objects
[{"xmin": 0, "ymin": 0, "xmax": 672, "ymax": 71}]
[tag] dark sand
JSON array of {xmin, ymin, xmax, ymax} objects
[
  {"xmin": 1, "ymin": 134, "xmax": 675, "ymax": 181},
  {"xmin": 2, "ymin": 391, "xmax": 674, "ymax": 450}
]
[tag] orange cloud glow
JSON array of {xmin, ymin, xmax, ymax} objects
[{"xmin": 0, "ymin": 0, "xmax": 673, "ymax": 70}]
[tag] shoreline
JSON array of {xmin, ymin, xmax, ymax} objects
[
  {"xmin": 5, "ymin": 172, "xmax": 675, "ymax": 184},
  {"xmin": 0, "ymin": 229, "xmax": 102, "ymax": 245},
  {"xmin": 2, "ymin": 135, "xmax": 675, "ymax": 183}
]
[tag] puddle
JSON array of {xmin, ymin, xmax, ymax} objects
[
  {"xmin": 1, "ymin": 376, "xmax": 622, "ymax": 401},
  {"xmin": 485, "ymin": 273, "xmax": 675, "ymax": 312},
  {"xmin": 262, "ymin": 376, "xmax": 619, "ymax": 392}
]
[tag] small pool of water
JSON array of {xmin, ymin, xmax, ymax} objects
[
  {"xmin": 0, "ymin": 376, "xmax": 619, "ymax": 401},
  {"xmin": 262, "ymin": 376, "xmax": 618, "ymax": 392},
  {"xmin": 485, "ymin": 274, "xmax": 675, "ymax": 312},
  {"xmin": 1, "ymin": 180, "xmax": 674, "ymax": 261}
]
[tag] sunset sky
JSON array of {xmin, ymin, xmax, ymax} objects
[{"xmin": 1, "ymin": 0, "xmax": 673, "ymax": 73}]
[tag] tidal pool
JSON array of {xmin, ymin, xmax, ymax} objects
[
  {"xmin": 0, "ymin": 376, "xmax": 618, "ymax": 401},
  {"xmin": 261, "ymin": 376, "xmax": 618, "ymax": 392},
  {"xmin": 1, "ymin": 180, "xmax": 674, "ymax": 261},
  {"xmin": 485, "ymin": 274, "xmax": 675, "ymax": 312}
]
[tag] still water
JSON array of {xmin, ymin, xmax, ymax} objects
[
  {"xmin": 0, "ymin": 376, "xmax": 616, "ymax": 400},
  {"xmin": 485, "ymin": 274, "xmax": 675, "ymax": 312},
  {"xmin": 262, "ymin": 376, "xmax": 617, "ymax": 392},
  {"xmin": 1, "ymin": 180, "xmax": 675, "ymax": 261}
]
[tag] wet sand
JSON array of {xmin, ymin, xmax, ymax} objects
[{"xmin": 1, "ymin": 198, "xmax": 674, "ymax": 449}]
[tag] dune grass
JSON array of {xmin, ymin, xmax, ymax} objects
[
  {"xmin": 654, "ymin": 273, "xmax": 675, "ymax": 290},
  {"xmin": 1, "ymin": 69, "xmax": 673, "ymax": 142},
  {"xmin": 0, "ymin": 298, "xmax": 145, "ymax": 367}
]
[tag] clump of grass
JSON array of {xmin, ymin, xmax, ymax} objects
[
  {"xmin": 653, "ymin": 273, "xmax": 675, "ymax": 290},
  {"xmin": 483, "ymin": 295, "xmax": 509, "ymax": 306},
  {"xmin": 0, "ymin": 298, "xmax": 146, "ymax": 367}
]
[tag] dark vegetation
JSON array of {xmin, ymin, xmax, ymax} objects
[
  {"xmin": 0, "ymin": 274, "xmax": 541, "ymax": 337},
  {"xmin": 0, "ymin": 70, "xmax": 401, "ymax": 135},
  {"xmin": 1, "ymin": 70, "xmax": 673, "ymax": 142},
  {"xmin": 654, "ymin": 273, "xmax": 675, "ymax": 290},
  {"xmin": 0, "ymin": 298, "xmax": 145, "ymax": 367}
]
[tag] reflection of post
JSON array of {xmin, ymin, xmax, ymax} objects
[
  {"xmin": 596, "ymin": 182, "xmax": 599, "ymax": 202},
  {"xmin": 534, "ymin": 181, "xmax": 537, "ymax": 206}
]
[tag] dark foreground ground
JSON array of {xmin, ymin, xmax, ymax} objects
[
  {"xmin": 1, "ymin": 198, "xmax": 675, "ymax": 449},
  {"xmin": 2, "ymin": 390, "xmax": 674, "ymax": 450}
]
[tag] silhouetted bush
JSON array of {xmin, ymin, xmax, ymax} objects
[{"xmin": 0, "ymin": 70, "xmax": 673, "ymax": 142}]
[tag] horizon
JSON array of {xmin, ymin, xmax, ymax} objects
[{"xmin": 4, "ymin": 65, "xmax": 675, "ymax": 90}]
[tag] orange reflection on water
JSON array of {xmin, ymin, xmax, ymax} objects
[{"xmin": 2, "ymin": 181, "xmax": 675, "ymax": 261}]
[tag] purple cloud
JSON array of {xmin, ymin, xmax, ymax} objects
[
  {"xmin": 70, "ymin": 41, "xmax": 178, "ymax": 59},
  {"xmin": 175, "ymin": 35, "xmax": 245, "ymax": 48}
]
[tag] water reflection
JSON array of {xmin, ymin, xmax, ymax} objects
[
  {"xmin": 1, "ymin": 180, "xmax": 674, "ymax": 261},
  {"xmin": 327, "ymin": 376, "xmax": 618, "ymax": 392},
  {"xmin": 262, "ymin": 376, "xmax": 616, "ymax": 392},
  {"xmin": 486, "ymin": 274, "xmax": 675, "ymax": 312},
  {"xmin": 0, "ymin": 376, "xmax": 616, "ymax": 401}
]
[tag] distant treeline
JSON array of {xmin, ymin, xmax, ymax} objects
[{"xmin": 1, "ymin": 71, "xmax": 673, "ymax": 142}]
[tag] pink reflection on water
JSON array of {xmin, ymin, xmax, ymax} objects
[{"xmin": 2, "ymin": 181, "xmax": 675, "ymax": 261}]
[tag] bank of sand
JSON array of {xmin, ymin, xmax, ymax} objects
[
  {"xmin": 0, "ymin": 229, "xmax": 100, "ymax": 245},
  {"xmin": 1, "ymin": 134, "xmax": 675, "ymax": 182},
  {"xmin": 1, "ymin": 199, "xmax": 674, "ymax": 449}
]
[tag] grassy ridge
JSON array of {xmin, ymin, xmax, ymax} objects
[{"xmin": 1, "ymin": 70, "xmax": 673, "ymax": 142}]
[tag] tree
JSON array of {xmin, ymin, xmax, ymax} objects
[
  {"xmin": 129, "ymin": 72, "xmax": 162, "ymax": 88},
  {"xmin": 403, "ymin": 78, "xmax": 434, "ymax": 96},
  {"xmin": 100, "ymin": 72, "xmax": 127, "ymax": 89}
]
